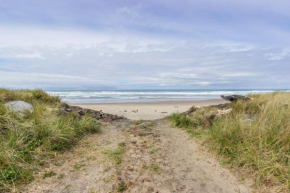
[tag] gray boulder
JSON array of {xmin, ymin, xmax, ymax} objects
[
  {"xmin": 221, "ymin": 95, "xmax": 250, "ymax": 102},
  {"xmin": 5, "ymin": 101, "xmax": 33, "ymax": 114}
]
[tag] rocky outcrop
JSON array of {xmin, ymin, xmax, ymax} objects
[
  {"xmin": 5, "ymin": 101, "xmax": 33, "ymax": 114},
  {"xmin": 58, "ymin": 103, "xmax": 125, "ymax": 122},
  {"xmin": 221, "ymin": 95, "xmax": 250, "ymax": 102},
  {"xmin": 182, "ymin": 102, "xmax": 233, "ymax": 126},
  {"xmin": 182, "ymin": 105, "xmax": 198, "ymax": 115},
  {"xmin": 209, "ymin": 103, "xmax": 231, "ymax": 109}
]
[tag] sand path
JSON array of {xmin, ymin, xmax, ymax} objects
[{"xmin": 24, "ymin": 118, "xmax": 251, "ymax": 193}]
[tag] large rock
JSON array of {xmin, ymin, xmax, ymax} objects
[
  {"xmin": 5, "ymin": 101, "xmax": 33, "ymax": 114},
  {"xmin": 221, "ymin": 95, "xmax": 250, "ymax": 102},
  {"xmin": 58, "ymin": 103, "xmax": 125, "ymax": 122},
  {"xmin": 182, "ymin": 105, "xmax": 198, "ymax": 115}
]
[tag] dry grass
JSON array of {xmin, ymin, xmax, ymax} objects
[
  {"xmin": 0, "ymin": 89, "xmax": 100, "ymax": 192},
  {"xmin": 167, "ymin": 92, "xmax": 290, "ymax": 191}
]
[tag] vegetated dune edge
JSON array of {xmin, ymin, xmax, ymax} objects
[
  {"xmin": 4, "ymin": 89, "xmax": 289, "ymax": 192},
  {"xmin": 24, "ymin": 118, "xmax": 252, "ymax": 193}
]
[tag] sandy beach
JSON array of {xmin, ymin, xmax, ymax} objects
[
  {"xmin": 71, "ymin": 99, "xmax": 226, "ymax": 120},
  {"xmin": 26, "ymin": 96, "xmax": 252, "ymax": 193}
]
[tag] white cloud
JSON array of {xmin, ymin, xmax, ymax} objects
[
  {"xmin": 0, "ymin": 23, "xmax": 289, "ymax": 89},
  {"xmin": 264, "ymin": 49, "xmax": 290, "ymax": 61},
  {"xmin": 0, "ymin": 26, "xmax": 110, "ymax": 48},
  {"xmin": 0, "ymin": 52, "xmax": 44, "ymax": 59},
  {"xmin": 222, "ymin": 72, "xmax": 257, "ymax": 77},
  {"xmin": 160, "ymin": 73, "xmax": 198, "ymax": 79}
]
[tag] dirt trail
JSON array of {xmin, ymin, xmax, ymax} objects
[{"xmin": 24, "ymin": 119, "xmax": 251, "ymax": 193}]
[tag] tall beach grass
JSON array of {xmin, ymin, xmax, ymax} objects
[
  {"xmin": 0, "ymin": 89, "xmax": 100, "ymax": 192},
  {"xmin": 167, "ymin": 92, "xmax": 290, "ymax": 191}
]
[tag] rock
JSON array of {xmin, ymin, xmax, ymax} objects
[
  {"xmin": 221, "ymin": 95, "xmax": 250, "ymax": 102},
  {"xmin": 183, "ymin": 106, "xmax": 198, "ymax": 115},
  {"xmin": 57, "ymin": 108, "xmax": 68, "ymax": 116},
  {"xmin": 201, "ymin": 117, "xmax": 210, "ymax": 126},
  {"xmin": 58, "ymin": 103, "xmax": 125, "ymax": 122},
  {"xmin": 210, "ymin": 103, "xmax": 231, "ymax": 109},
  {"xmin": 201, "ymin": 114, "xmax": 216, "ymax": 126},
  {"xmin": 216, "ymin": 109, "xmax": 232, "ymax": 116},
  {"xmin": 5, "ymin": 101, "xmax": 33, "ymax": 114}
]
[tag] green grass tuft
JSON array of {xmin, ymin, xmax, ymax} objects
[
  {"xmin": 43, "ymin": 171, "xmax": 56, "ymax": 179},
  {"xmin": 116, "ymin": 182, "xmax": 126, "ymax": 192},
  {"xmin": 103, "ymin": 142, "xmax": 126, "ymax": 165},
  {"xmin": 132, "ymin": 120, "xmax": 144, "ymax": 125},
  {"xmin": 143, "ymin": 163, "xmax": 162, "ymax": 174}
]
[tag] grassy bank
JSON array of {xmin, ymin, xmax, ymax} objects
[
  {"xmin": 167, "ymin": 92, "xmax": 290, "ymax": 191},
  {"xmin": 0, "ymin": 89, "xmax": 100, "ymax": 192}
]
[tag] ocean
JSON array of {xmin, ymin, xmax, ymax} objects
[{"xmin": 46, "ymin": 90, "xmax": 287, "ymax": 103}]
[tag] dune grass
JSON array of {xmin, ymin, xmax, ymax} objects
[
  {"xmin": 167, "ymin": 92, "xmax": 290, "ymax": 191},
  {"xmin": 0, "ymin": 89, "xmax": 100, "ymax": 192},
  {"xmin": 103, "ymin": 142, "xmax": 126, "ymax": 165}
]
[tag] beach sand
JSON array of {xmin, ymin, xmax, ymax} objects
[
  {"xmin": 71, "ymin": 99, "xmax": 226, "ymax": 120},
  {"xmin": 26, "ymin": 98, "xmax": 252, "ymax": 193}
]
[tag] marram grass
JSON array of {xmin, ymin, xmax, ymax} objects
[
  {"xmin": 167, "ymin": 92, "xmax": 290, "ymax": 191},
  {"xmin": 0, "ymin": 89, "xmax": 100, "ymax": 192}
]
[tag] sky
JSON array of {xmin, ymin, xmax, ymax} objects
[{"xmin": 0, "ymin": 0, "xmax": 290, "ymax": 90}]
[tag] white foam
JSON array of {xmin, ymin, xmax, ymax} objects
[{"xmin": 47, "ymin": 90, "xmax": 287, "ymax": 103}]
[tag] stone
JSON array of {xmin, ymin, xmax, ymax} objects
[
  {"xmin": 210, "ymin": 103, "xmax": 230, "ymax": 109},
  {"xmin": 5, "ymin": 101, "xmax": 33, "ymax": 114},
  {"xmin": 58, "ymin": 103, "xmax": 125, "ymax": 122},
  {"xmin": 183, "ymin": 105, "xmax": 198, "ymax": 115},
  {"xmin": 221, "ymin": 95, "xmax": 250, "ymax": 102},
  {"xmin": 216, "ymin": 108, "xmax": 232, "ymax": 116}
]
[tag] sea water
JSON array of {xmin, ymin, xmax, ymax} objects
[{"xmin": 46, "ymin": 90, "xmax": 287, "ymax": 103}]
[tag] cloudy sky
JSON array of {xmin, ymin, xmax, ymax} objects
[{"xmin": 0, "ymin": 0, "xmax": 290, "ymax": 90}]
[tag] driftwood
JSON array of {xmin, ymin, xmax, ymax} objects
[
  {"xmin": 216, "ymin": 109, "xmax": 232, "ymax": 116},
  {"xmin": 221, "ymin": 95, "xmax": 250, "ymax": 102}
]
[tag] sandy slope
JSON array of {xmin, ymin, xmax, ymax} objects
[{"xmin": 24, "ymin": 119, "xmax": 251, "ymax": 193}]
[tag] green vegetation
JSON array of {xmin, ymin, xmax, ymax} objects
[
  {"xmin": 72, "ymin": 162, "xmax": 86, "ymax": 171},
  {"xmin": 0, "ymin": 89, "xmax": 100, "ymax": 192},
  {"xmin": 132, "ymin": 120, "xmax": 144, "ymax": 125},
  {"xmin": 57, "ymin": 174, "xmax": 64, "ymax": 180},
  {"xmin": 143, "ymin": 163, "xmax": 162, "ymax": 174},
  {"xmin": 167, "ymin": 92, "xmax": 290, "ymax": 191},
  {"xmin": 116, "ymin": 181, "xmax": 126, "ymax": 192},
  {"xmin": 148, "ymin": 148, "xmax": 159, "ymax": 155},
  {"xmin": 103, "ymin": 142, "xmax": 126, "ymax": 165},
  {"xmin": 43, "ymin": 171, "xmax": 56, "ymax": 179}
]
